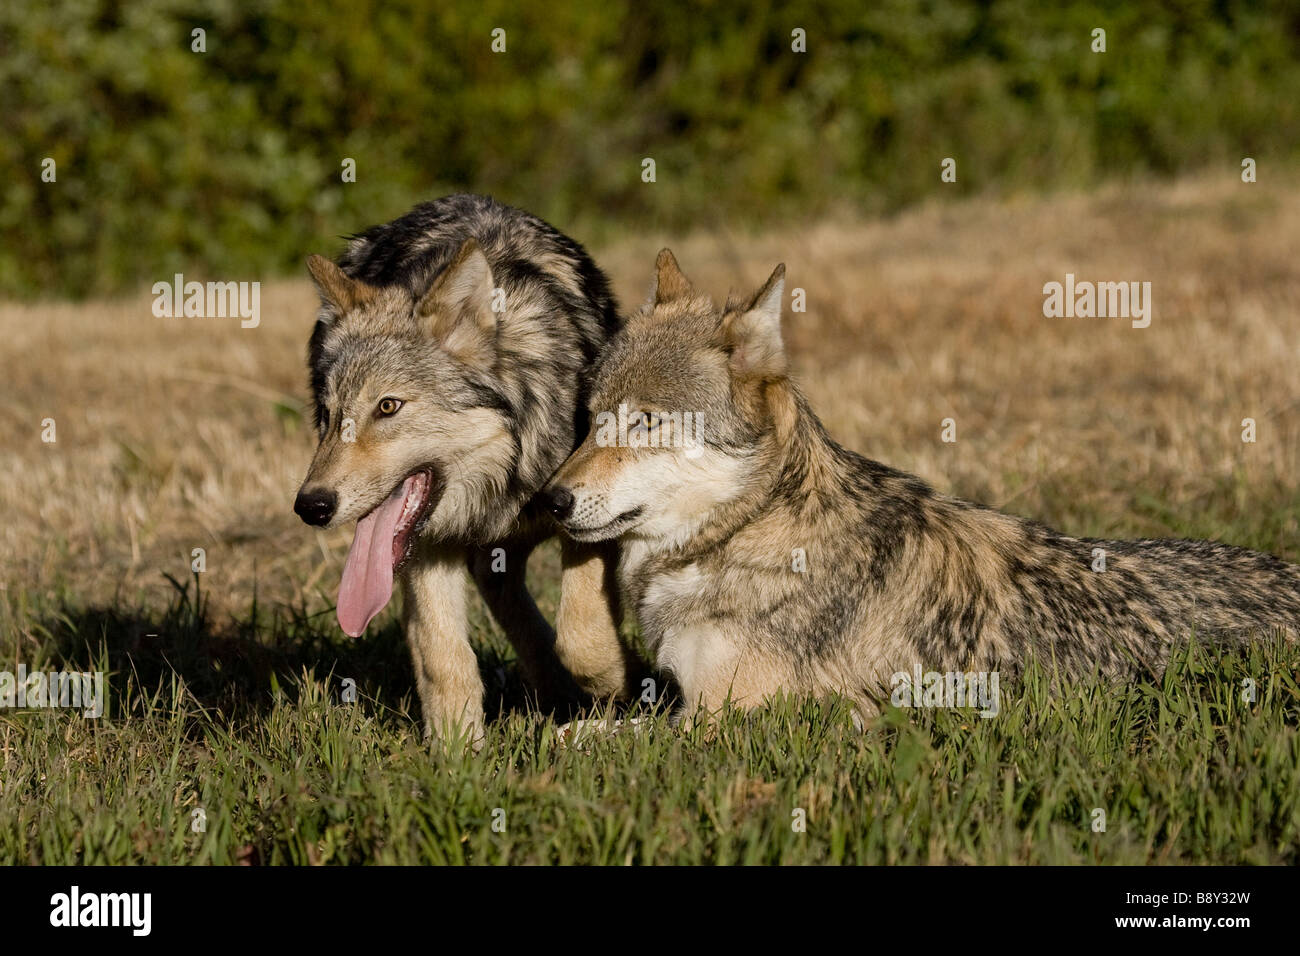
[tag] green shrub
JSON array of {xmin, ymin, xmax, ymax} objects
[{"xmin": 3, "ymin": 0, "xmax": 1298, "ymax": 297}]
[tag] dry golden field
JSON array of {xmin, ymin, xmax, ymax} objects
[
  {"xmin": 3, "ymin": 174, "xmax": 1298, "ymax": 625},
  {"xmin": 4, "ymin": 175, "xmax": 1300, "ymax": 868}
]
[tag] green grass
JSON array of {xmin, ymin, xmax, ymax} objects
[{"xmin": 2, "ymin": 571, "xmax": 1297, "ymax": 865}]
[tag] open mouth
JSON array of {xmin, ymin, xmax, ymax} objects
[
  {"xmin": 565, "ymin": 506, "xmax": 644, "ymax": 542},
  {"xmin": 388, "ymin": 468, "xmax": 440, "ymax": 572},
  {"xmin": 336, "ymin": 467, "xmax": 442, "ymax": 637}
]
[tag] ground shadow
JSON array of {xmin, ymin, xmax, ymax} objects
[{"xmin": 24, "ymin": 574, "xmax": 598, "ymax": 734}]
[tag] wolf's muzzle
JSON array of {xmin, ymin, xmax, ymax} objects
[
  {"xmin": 294, "ymin": 489, "xmax": 337, "ymax": 526},
  {"xmin": 543, "ymin": 486, "xmax": 575, "ymax": 521}
]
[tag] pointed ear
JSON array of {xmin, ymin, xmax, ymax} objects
[
  {"xmin": 417, "ymin": 240, "xmax": 497, "ymax": 366},
  {"xmin": 306, "ymin": 255, "xmax": 376, "ymax": 313},
  {"xmin": 722, "ymin": 264, "xmax": 786, "ymax": 379},
  {"xmin": 649, "ymin": 248, "xmax": 695, "ymax": 305}
]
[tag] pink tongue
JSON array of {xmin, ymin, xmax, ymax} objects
[{"xmin": 337, "ymin": 477, "xmax": 414, "ymax": 637}]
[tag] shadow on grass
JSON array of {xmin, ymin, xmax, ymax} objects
[{"xmin": 21, "ymin": 573, "xmax": 592, "ymax": 733}]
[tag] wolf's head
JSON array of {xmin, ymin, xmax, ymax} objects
[
  {"xmin": 545, "ymin": 249, "xmax": 791, "ymax": 548},
  {"xmin": 294, "ymin": 240, "xmax": 515, "ymax": 636}
]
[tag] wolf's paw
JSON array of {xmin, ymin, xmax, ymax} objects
[
  {"xmin": 422, "ymin": 716, "xmax": 486, "ymax": 755},
  {"xmin": 554, "ymin": 716, "xmax": 650, "ymax": 750}
]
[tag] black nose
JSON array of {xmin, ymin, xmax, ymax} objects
[
  {"xmin": 545, "ymin": 486, "xmax": 574, "ymax": 521},
  {"xmin": 294, "ymin": 489, "xmax": 336, "ymax": 527}
]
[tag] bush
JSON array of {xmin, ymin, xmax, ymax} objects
[{"xmin": 3, "ymin": 0, "xmax": 1299, "ymax": 297}]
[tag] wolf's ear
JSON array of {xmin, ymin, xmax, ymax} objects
[
  {"xmin": 417, "ymin": 239, "xmax": 497, "ymax": 366},
  {"xmin": 721, "ymin": 263, "xmax": 786, "ymax": 379},
  {"xmin": 649, "ymin": 248, "xmax": 695, "ymax": 306},
  {"xmin": 307, "ymin": 255, "xmax": 376, "ymax": 313}
]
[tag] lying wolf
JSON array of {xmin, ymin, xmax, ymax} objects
[
  {"xmin": 544, "ymin": 249, "xmax": 1300, "ymax": 721},
  {"xmin": 294, "ymin": 195, "xmax": 644, "ymax": 743}
]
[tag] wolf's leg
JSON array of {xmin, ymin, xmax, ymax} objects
[
  {"xmin": 401, "ymin": 544, "xmax": 485, "ymax": 748},
  {"xmin": 666, "ymin": 629, "xmax": 797, "ymax": 728},
  {"xmin": 468, "ymin": 534, "xmax": 584, "ymax": 709},
  {"xmin": 557, "ymin": 538, "xmax": 648, "ymax": 700}
]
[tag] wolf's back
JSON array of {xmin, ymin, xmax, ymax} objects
[
  {"xmin": 804, "ymin": 441, "xmax": 1300, "ymax": 682},
  {"xmin": 1071, "ymin": 532, "xmax": 1300, "ymax": 640},
  {"xmin": 336, "ymin": 193, "xmax": 617, "ymax": 349},
  {"xmin": 904, "ymin": 490, "xmax": 1300, "ymax": 679}
]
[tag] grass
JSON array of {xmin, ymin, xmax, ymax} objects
[
  {"xmin": 3, "ymin": 575, "xmax": 1298, "ymax": 865},
  {"xmin": 1, "ymin": 174, "xmax": 1298, "ymax": 864}
]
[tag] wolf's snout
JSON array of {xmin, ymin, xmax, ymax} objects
[
  {"xmin": 544, "ymin": 486, "xmax": 575, "ymax": 521},
  {"xmin": 294, "ymin": 488, "xmax": 337, "ymax": 527}
]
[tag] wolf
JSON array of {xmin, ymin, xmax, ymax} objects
[
  {"xmin": 544, "ymin": 249, "xmax": 1300, "ymax": 722},
  {"xmin": 293, "ymin": 195, "xmax": 645, "ymax": 744}
]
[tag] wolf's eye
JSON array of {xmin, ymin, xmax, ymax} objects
[
  {"xmin": 627, "ymin": 410, "xmax": 661, "ymax": 432},
  {"xmin": 376, "ymin": 397, "xmax": 403, "ymax": 417}
]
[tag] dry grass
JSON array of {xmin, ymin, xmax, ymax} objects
[
  {"xmin": 3, "ymin": 173, "xmax": 1298, "ymax": 622},
  {"xmin": 3, "ymin": 175, "xmax": 1299, "ymax": 866}
]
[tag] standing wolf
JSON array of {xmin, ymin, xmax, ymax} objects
[
  {"xmin": 293, "ymin": 195, "xmax": 643, "ymax": 743},
  {"xmin": 545, "ymin": 250, "xmax": 1300, "ymax": 721}
]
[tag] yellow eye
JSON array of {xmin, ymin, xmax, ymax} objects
[
  {"xmin": 640, "ymin": 412, "xmax": 660, "ymax": 429},
  {"xmin": 377, "ymin": 397, "xmax": 403, "ymax": 417}
]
